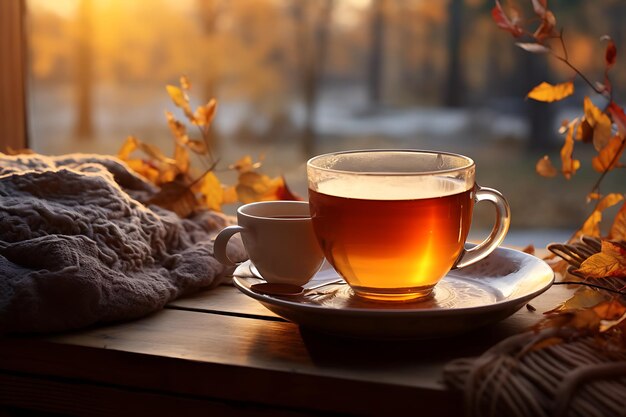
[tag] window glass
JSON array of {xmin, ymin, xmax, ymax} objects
[{"xmin": 26, "ymin": 0, "xmax": 626, "ymax": 242}]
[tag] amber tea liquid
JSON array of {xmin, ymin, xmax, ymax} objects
[{"xmin": 309, "ymin": 177, "xmax": 474, "ymax": 301}]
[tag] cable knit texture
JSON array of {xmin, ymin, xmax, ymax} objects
[{"xmin": 0, "ymin": 153, "xmax": 245, "ymax": 334}]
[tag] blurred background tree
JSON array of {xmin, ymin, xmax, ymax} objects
[{"xmin": 24, "ymin": 0, "xmax": 626, "ymax": 238}]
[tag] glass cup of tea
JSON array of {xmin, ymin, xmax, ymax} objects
[{"xmin": 307, "ymin": 149, "xmax": 511, "ymax": 302}]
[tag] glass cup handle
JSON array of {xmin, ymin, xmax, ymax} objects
[
  {"xmin": 454, "ymin": 186, "xmax": 511, "ymax": 269},
  {"xmin": 213, "ymin": 225, "xmax": 245, "ymax": 266}
]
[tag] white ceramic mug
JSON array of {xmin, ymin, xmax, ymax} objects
[{"xmin": 213, "ymin": 201, "xmax": 325, "ymax": 286}]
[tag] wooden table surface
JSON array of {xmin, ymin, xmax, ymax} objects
[{"xmin": 0, "ymin": 258, "xmax": 570, "ymax": 417}]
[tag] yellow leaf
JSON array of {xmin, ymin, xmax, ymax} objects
[
  {"xmin": 180, "ymin": 75, "xmax": 191, "ymax": 91},
  {"xmin": 193, "ymin": 99, "xmax": 217, "ymax": 127},
  {"xmin": 230, "ymin": 155, "xmax": 262, "ymax": 173},
  {"xmin": 174, "ymin": 144, "xmax": 190, "ymax": 174},
  {"xmin": 536, "ymin": 155, "xmax": 557, "ymax": 177},
  {"xmin": 198, "ymin": 171, "xmax": 224, "ymax": 212},
  {"xmin": 560, "ymin": 125, "xmax": 580, "ymax": 179},
  {"xmin": 118, "ymin": 135, "xmax": 139, "ymax": 160},
  {"xmin": 527, "ymin": 81, "xmax": 574, "ymax": 102},
  {"xmin": 166, "ymin": 85, "xmax": 188, "ymax": 108},
  {"xmin": 166, "ymin": 85, "xmax": 194, "ymax": 120},
  {"xmin": 165, "ymin": 111, "xmax": 188, "ymax": 144},
  {"xmin": 138, "ymin": 142, "xmax": 176, "ymax": 165},
  {"xmin": 592, "ymin": 135, "xmax": 625, "ymax": 172}
]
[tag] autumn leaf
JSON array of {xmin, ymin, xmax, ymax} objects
[
  {"xmin": 592, "ymin": 135, "xmax": 625, "ymax": 172},
  {"xmin": 147, "ymin": 179, "xmax": 197, "ymax": 218},
  {"xmin": 583, "ymin": 97, "xmax": 612, "ymax": 150},
  {"xmin": 274, "ymin": 176, "xmax": 303, "ymax": 201},
  {"xmin": 516, "ymin": 42, "xmax": 550, "ymax": 54},
  {"xmin": 597, "ymin": 192, "xmax": 624, "ymax": 211},
  {"xmin": 230, "ymin": 155, "xmax": 262, "ymax": 173},
  {"xmin": 166, "ymin": 85, "xmax": 188, "ymax": 109},
  {"xmin": 536, "ymin": 155, "xmax": 557, "ymax": 177},
  {"xmin": 603, "ymin": 36, "xmax": 617, "ymax": 69},
  {"xmin": 608, "ymin": 101, "xmax": 626, "ymax": 136},
  {"xmin": 165, "ymin": 111, "xmax": 189, "ymax": 145},
  {"xmin": 166, "ymin": 84, "xmax": 194, "ymax": 120},
  {"xmin": 492, "ymin": 0, "xmax": 524, "ymax": 38},
  {"xmin": 180, "ymin": 75, "xmax": 191, "ymax": 91},
  {"xmin": 118, "ymin": 135, "xmax": 139, "ymax": 160},
  {"xmin": 575, "ymin": 240, "xmax": 626, "ymax": 279},
  {"xmin": 575, "ymin": 194, "xmax": 624, "ymax": 238},
  {"xmin": 196, "ymin": 171, "xmax": 224, "ymax": 212},
  {"xmin": 173, "ymin": 144, "xmax": 190, "ymax": 174},
  {"xmin": 610, "ymin": 202, "xmax": 626, "ymax": 240},
  {"xmin": 527, "ymin": 81, "xmax": 574, "ymax": 102},
  {"xmin": 545, "ymin": 287, "xmax": 610, "ymax": 314},
  {"xmin": 533, "ymin": 11, "xmax": 557, "ymax": 41},
  {"xmin": 577, "ymin": 210, "xmax": 602, "ymax": 238},
  {"xmin": 560, "ymin": 124, "xmax": 580, "ymax": 179},
  {"xmin": 193, "ymin": 99, "xmax": 217, "ymax": 127}
]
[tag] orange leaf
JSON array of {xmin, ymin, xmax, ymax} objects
[
  {"xmin": 174, "ymin": 144, "xmax": 190, "ymax": 174},
  {"xmin": 560, "ymin": 125, "xmax": 580, "ymax": 179},
  {"xmin": 592, "ymin": 135, "xmax": 625, "ymax": 172},
  {"xmin": 193, "ymin": 99, "xmax": 217, "ymax": 127},
  {"xmin": 230, "ymin": 155, "xmax": 262, "ymax": 173},
  {"xmin": 536, "ymin": 155, "xmax": 557, "ymax": 177},
  {"xmin": 577, "ymin": 210, "xmax": 602, "ymax": 238},
  {"xmin": 273, "ymin": 176, "xmax": 303, "ymax": 201},
  {"xmin": 180, "ymin": 75, "xmax": 191, "ymax": 91},
  {"xmin": 165, "ymin": 111, "xmax": 188, "ymax": 145},
  {"xmin": 492, "ymin": 1, "xmax": 524, "ymax": 38},
  {"xmin": 533, "ymin": 10, "xmax": 557, "ymax": 41},
  {"xmin": 527, "ymin": 81, "xmax": 574, "ymax": 102},
  {"xmin": 610, "ymin": 202, "xmax": 626, "ymax": 240},
  {"xmin": 575, "ymin": 240, "xmax": 626, "ymax": 279},
  {"xmin": 118, "ymin": 135, "xmax": 139, "ymax": 160},
  {"xmin": 583, "ymin": 97, "xmax": 612, "ymax": 150},
  {"xmin": 596, "ymin": 192, "xmax": 624, "ymax": 212}
]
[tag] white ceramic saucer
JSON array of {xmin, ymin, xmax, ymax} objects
[{"xmin": 232, "ymin": 246, "xmax": 554, "ymax": 339}]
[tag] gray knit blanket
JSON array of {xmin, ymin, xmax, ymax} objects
[{"xmin": 0, "ymin": 153, "xmax": 245, "ymax": 334}]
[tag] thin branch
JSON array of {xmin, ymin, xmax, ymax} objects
[
  {"xmin": 188, "ymin": 158, "xmax": 220, "ymax": 188},
  {"xmin": 554, "ymin": 281, "xmax": 626, "ymax": 296}
]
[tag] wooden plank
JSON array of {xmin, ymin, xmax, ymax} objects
[
  {"xmin": 167, "ymin": 285, "xmax": 282, "ymax": 320},
  {"xmin": 0, "ymin": 309, "xmax": 462, "ymax": 416},
  {"xmin": 0, "ymin": 373, "xmax": 323, "ymax": 417},
  {"xmin": 0, "ymin": 0, "xmax": 28, "ymax": 151}
]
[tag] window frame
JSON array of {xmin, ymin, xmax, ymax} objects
[{"xmin": 0, "ymin": 0, "xmax": 28, "ymax": 152}]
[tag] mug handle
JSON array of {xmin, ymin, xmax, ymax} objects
[
  {"xmin": 454, "ymin": 186, "xmax": 511, "ymax": 269},
  {"xmin": 213, "ymin": 225, "xmax": 245, "ymax": 266}
]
